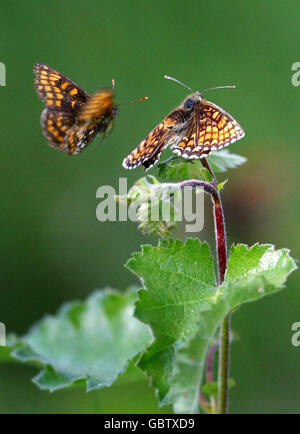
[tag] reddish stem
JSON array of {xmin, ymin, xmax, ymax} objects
[
  {"xmin": 212, "ymin": 193, "xmax": 227, "ymax": 284},
  {"xmin": 201, "ymin": 158, "xmax": 229, "ymax": 414},
  {"xmin": 206, "ymin": 343, "xmax": 218, "ymax": 383},
  {"xmin": 201, "ymin": 157, "xmax": 227, "ymax": 284}
]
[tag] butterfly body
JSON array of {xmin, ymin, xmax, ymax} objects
[
  {"xmin": 123, "ymin": 90, "xmax": 244, "ymax": 170},
  {"xmin": 34, "ymin": 63, "xmax": 117, "ymax": 155}
]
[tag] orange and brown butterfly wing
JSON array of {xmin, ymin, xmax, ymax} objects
[
  {"xmin": 122, "ymin": 121, "xmax": 173, "ymax": 170},
  {"xmin": 172, "ymin": 99, "xmax": 245, "ymax": 159},
  {"xmin": 63, "ymin": 89, "xmax": 115, "ymax": 155},
  {"xmin": 34, "ymin": 63, "xmax": 89, "ymax": 113},
  {"xmin": 35, "ymin": 62, "xmax": 91, "ymax": 154},
  {"xmin": 40, "ymin": 109, "xmax": 76, "ymax": 152},
  {"xmin": 77, "ymin": 89, "xmax": 114, "ymax": 124},
  {"xmin": 63, "ymin": 123, "xmax": 100, "ymax": 155},
  {"xmin": 123, "ymin": 108, "xmax": 190, "ymax": 170},
  {"xmin": 34, "ymin": 64, "xmax": 116, "ymax": 155},
  {"xmin": 41, "ymin": 107, "xmax": 100, "ymax": 155}
]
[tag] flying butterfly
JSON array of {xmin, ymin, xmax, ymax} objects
[
  {"xmin": 34, "ymin": 63, "xmax": 147, "ymax": 155},
  {"xmin": 123, "ymin": 75, "xmax": 245, "ymax": 170}
]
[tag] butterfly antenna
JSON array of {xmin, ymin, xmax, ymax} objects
[
  {"xmin": 164, "ymin": 75, "xmax": 193, "ymax": 92},
  {"xmin": 111, "ymin": 79, "xmax": 147, "ymax": 104},
  {"xmin": 118, "ymin": 96, "xmax": 148, "ymax": 106},
  {"xmin": 201, "ymin": 85, "xmax": 236, "ymax": 93}
]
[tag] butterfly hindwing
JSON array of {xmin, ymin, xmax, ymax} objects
[
  {"xmin": 41, "ymin": 108, "xmax": 99, "ymax": 155},
  {"xmin": 64, "ymin": 123, "xmax": 99, "ymax": 155},
  {"xmin": 41, "ymin": 109, "xmax": 76, "ymax": 152}
]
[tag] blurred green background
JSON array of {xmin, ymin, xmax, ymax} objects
[{"xmin": 0, "ymin": 0, "xmax": 299, "ymax": 414}]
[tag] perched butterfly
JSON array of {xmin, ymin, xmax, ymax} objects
[
  {"xmin": 123, "ymin": 75, "xmax": 245, "ymax": 170},
  {"xmin": 34, "ymin": 63, "xmax": 118, "ymax": 155}
]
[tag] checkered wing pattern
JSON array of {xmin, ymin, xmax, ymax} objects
[
  {"xmin": 172, "ymin": 100, "xmax": 245, "ymax": 159},
  {"xmin": 40, "ymin": 109, "xmax": 75, "ymax": 152},
  {"xmin": 34, "ymin": 63, "xmax": 89, "ymax": 113},
  {"xmin": 122, "ymin": 108, "xmax": 190, "ymax": 170},
  {"xmin": 34, "ymin": 63, "xmax": 115, "ymax": 155}
]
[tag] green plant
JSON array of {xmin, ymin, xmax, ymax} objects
[{"xmin": 1, "ymin": 150, "xmax": 296, "ymax": 414}]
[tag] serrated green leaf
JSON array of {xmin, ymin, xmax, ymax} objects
[
  {"xmin": 221, "ymin": 244, "xmax": 297, "ymax": 307},
  {"xmin": 207, "ymin": 150, "xmax": 247, "ymax": 173},
  {"xmin": 158, "ymin": 158, "xmax": 212, "ymax": 182},
  {"xmin": 126, "ymin": 240, "xmax": 296, "ymax": 413},
  {"xmin": 33, "ymin": 365, "xmax": 79, "ymax": 391},
  {"xmin": 11, "ymin": 289, "xmax": 152, "ymax": 392},
  {"xmin": 127, "ymin": 239, "xmax": 217, "ymax": 413}
]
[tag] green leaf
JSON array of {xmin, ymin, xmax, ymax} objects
[
  {"xmin": 126, "ymin": 240, "xmax": 297, "ymax": 413},
  {"xmin": 217, "ymin": 179, "xmax": 228, "ymax": 191},
  {"xmin": 202, "ymin": 378, "xmax": 235, "ymax": 396},
  {"xmin": 207, "ymin": 150, "xmax": 247, "ymax": 173},
  {"xmin": 158, "ymin": 158, "xmax": 212, "ymax": 182},
  {"xmin": 11, "ymin": 289, "xmax": 152, "ymax": 392}
]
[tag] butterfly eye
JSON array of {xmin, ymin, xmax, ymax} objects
[
  {"xmin": 112, "ymin": 106, "xmax": 119, "ymax": 117},
  {"xmin": 184, "ymin": 98, "xmax": 195, "ymax": 110}
]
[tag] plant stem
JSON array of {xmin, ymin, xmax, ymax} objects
[
  {"xmin": 201, "ymin": 157, "xmax": 217, "ymax": 184},
  {"xmin": 218, "ymin": 314, "xmax": 231, "ymax": 414},
  {"xmin": 206, "ymin": 343, "xmax": 218, "ymax": 412},
  {"xmin": 177, "ymin": 179, "xmax": 217, "ymax": 196},
  {"xmin": 206, "ymin": 343, "xmax": 218, "ymax": 383},
  {"xmin": 201, "ymin": 157, "xmax": 230, "ymax": 414},
  {"xmin": 211, "ymin": 191, "xmax": 227, "ymax": 284}
]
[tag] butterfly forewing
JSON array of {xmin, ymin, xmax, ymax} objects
[
  {"xmin": 122, "ymin": 121, "xmax": 170, "ymax": 169},
  {"xmin": 34, "ymin": 63, "xmax": 89, "ymax": 113},
  {"xmin": 66, "ymin": 89, "xmax": 114, "ymax": 155},
  {"xmin": 78, "ymin": 89, "xmax": 114, "ymax": 124},
  {"xmin": 122, "ymin": 106, "xmax": 190, "ymax": 170}
]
